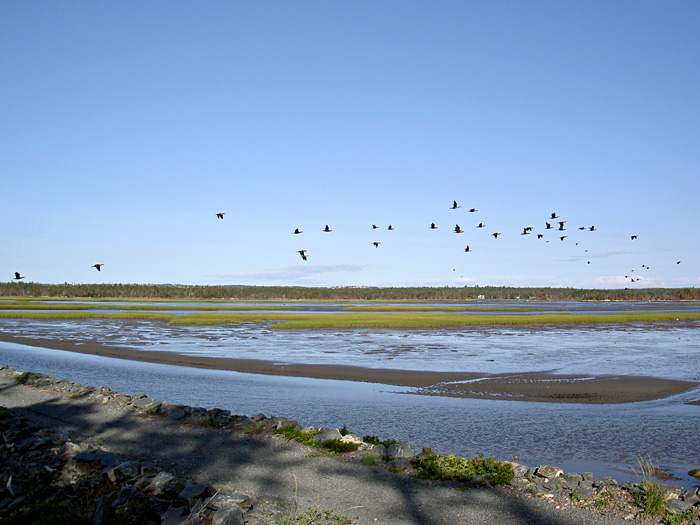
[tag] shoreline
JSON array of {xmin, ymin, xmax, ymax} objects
[{"xmin": 1, "ymin": 333, "xmax": 698, "ymax": 404}]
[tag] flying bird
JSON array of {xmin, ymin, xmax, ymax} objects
[
  {"xmin": 216, "ymin": 213, "xmax": 225, "ymax": 219},
  {"xmin": 558, "ymin": 221, "xmax": 566, "ymax": 231},
  {"xmin": 430, "ymin": 223, "xmax": 438, "ymax": 229},
  {"xmin": 13, "ymin": 272, "xmax": 24, "ymax": 280},
  {"xmin": 493, "ymin": 232, "xmax": 501, "ymax": 238},
  {"xmin": 537, "ymin": 234, "xmax": 544, "ymax": 239},
  {"xmin": 477, "ymin": 222, "xmax": 485, "ymax": 228},
  {"xmin": 298, "ymin": 250, "xmax": 308, "ymax": 261},
  {"xmin": 451, "ymin": 201, "xmax": 461, "ymax": 209},
  {"xmin": 372, "ymin": 242, "xmax": 381, "ymax": 248},
  {"xmin": 631, "ymin": 235, "xmax": 638, "ymax": 240},
  {"xmin": 293, "ymin": 228, "xmax": 303, "ymax": 234},
  {"xmin": 589, "ymin": 226, "xmax": 596, "ymax": 231},
  {"xmin": 387, "ymin": 225, "xmax": 394, "ymax": 230},
  {"xmin": 323, "ymin": 225, "xmax": 332, "ymax": 232},
  {"xmin": 521, "ymin": 228, "xmax": 531, "ymax": 235},
  {"xmin": 372, "ymin": 224, "xmax": 378, "ymax": 229},
  {"xmin": 469, "ymin": 208, "xmax": 478, "ymax": 212},
  {"xmin": 92, "ymin": 264, "xmax": 104, "ymax": 271},
  {"xmin": 454, "ymin": 224, "xmax": 464, "ymax": 233},
  {"xmin": 464, "ymin": 246, "xmax": 472, "ymax": 252},
  {"xmin": 545, "ymin": 222, "xmax": 552, "ymax": 230},
  {"xmin": 551, "ymin": 213, "xmax": 559, "ymax": 219},
  {"xmin": 560, "ymin": 236, "xmax": 567, "ymax": 241}
]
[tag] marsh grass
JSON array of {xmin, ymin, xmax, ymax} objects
[
  {"xmin": 2, "ymin": 306, "xmax": 699, "ymax": 329},
  {"xmin": 633, "ymin": 455, "xmax": 668, "ymax": 518},
  {"xmin": 340, "ymin": 305, "xmax": 534, "ymax": 312}
]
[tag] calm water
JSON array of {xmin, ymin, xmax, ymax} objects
[{"xmin": 1, "ymin": 303, "xmax": 699, "ymax": 488}]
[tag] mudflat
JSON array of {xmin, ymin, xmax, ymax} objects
[{"xmin": 1, "ymin": 334, "xmax": 697, "ymax": 404}]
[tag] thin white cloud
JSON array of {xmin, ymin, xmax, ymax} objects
[{"xmin": 206, "ymin": 264, "xmax": 367, "ymax": 282}]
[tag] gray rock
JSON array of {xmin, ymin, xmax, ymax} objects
[
  {"xmin": 574, "ymin": 486, "xmax": 597, "ymax": 500},
  {"xmin": 580, "ymin": 472, "xmax": 596, "ymax": 481},
  {"xmin": 371, "ymin": 444, "xmax": 387, "ymax": 458},
  {"xmin": 561, "ymin": 473, "xmax": 583, "ymax": 486},
  {"xmin": 161, "ymin": 505, "xmax": 189, "ymax": 525},
  {"xmin": 311, "ymin": 428, "xmax": 343, "ymax": 443},
  {"xmin": 179, "ymin": 482, "xmax": 213, "ymax": 502},
  {"xmin": 387, "ymin": 441, "xmax": 415, "ymax": 459},
  {"xmin": 106, "ymin": 461, "xmax": 141, "ymax": 483},
  {"xmin": 167, "ymin": 409, "xmax": 187, "ymax": 421},
  {"xmin": 67, "ymin": 449, "xmax": 124, "ymax": 476},
  {"xmin": 681, "ymin": 486, "xmax": 700, "ymax": 504},
  {"xmin": 6, "ymin": 475, "xmax": 22, "ymax": 497},
  {"xmin": 206, "ymin": 492, "xmax": 253, "ymax": 512},
  {"xmin": 112, "ymin": 485, "xmax": 147, "ymax": 509},
  {"xmin": 535, "ymin": 465, "xmax": 563, "ymax": 480},
  {"xmin": 212, "ymin": 503, "xmax": 245, "ymax": 525},
  {"xmin": 666, "ymin": 498, "xmax": 696, "ymax": 514}
]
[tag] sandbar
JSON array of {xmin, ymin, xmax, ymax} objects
[{"xmin": 0, "ymin": 334, "xmax": 697, "ymax": 404}]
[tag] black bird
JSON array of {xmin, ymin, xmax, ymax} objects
[
  {"xmin": 323, "ymin": 225, "xmax": 332, "ymax": 232},
  {"xmin": 493, "ymin": 232, "xmax": 501, "ymax": 238},
  {"xmin": 545, "ymin": 222, "xmax": 552, "ymax": 230},
  {"xmin": 293, "ymin": 228, "xmax": 303, "ymax": 234},
  {"xmin": 631, "ymin": 235, "xmax": 638, "ymax": 240},
  {"xmin": 372, "ymin": 242, "xmax": 381, "ymax": 248},
  {"xmin": 387, "ymin": 225, "xmax": 394, "ymax": 230},
  {"xmin": 465, "ymin": 246, "xmax": 472, "ymax": 252},
  {"xmin": 558, "ymin": 221, "xmax": 566, "ymax": 231},
  {"xmin": 298, "ymin": 250, "xmax": 308, "ymax": 261},
  {"xmin": 469, "ymin": 208, "xmax": 478, "ymax": 212},
  {"xmin": 216, "ymin": 212, "xmax": 225, "ymax": 219},
  {"xmin": 13, "ymin": 272, "xmax": 24, "ymax": 280},
  {"xmin": 537, "ymin": 234, "xmax": 544, "ymax": 239},
  {"xmin": 372, "ymin": 224, "xmax": 378, "ymax": 229},
  {"xmin": 560, "ymin": 236, "xmax": 567, "ymax": 241},
  {"xmin": 477, "ymin": 222, "xmax": 485, "ymax": 228},
  {"xmin": 451, "ymin": 201, "xmax": 461, "ymax": 210},
  {"xmin": 521, "ymin": 228, "xmax": 530, "ymax": 235},
  {"xmin": 551, "ymin": 213, "xmax": 559, "ymax": 219},
  {"xmin": 430, "ymin": 223, "xmax": 438, "ymax": 229},
  {"xmin": 677, "ymin": 261, "xmax": 682, "ymax": 264},
  {"xmin": 589, "ymin": 226, "xmax": 596, "ymax": 231},
  {"xmin": 454, "ymin": 224, "xmax": 464, "ymax": 233},
  {"xmin": 579, "ymin": 226, "xmax": 586, "ymax": 230},
  {"xmin": 92, "ymin": 264, "xmax": 104, "ymax": 271}
]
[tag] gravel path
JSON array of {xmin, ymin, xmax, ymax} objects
[{"xmin": 0, "ymin": 373, "xmax": 645, "ymax": 524}]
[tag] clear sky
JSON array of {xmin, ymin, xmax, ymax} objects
[{"xmin": 2, "ymin": 1, "xmax": 698, "ymax": 289}]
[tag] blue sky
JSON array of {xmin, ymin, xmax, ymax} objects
[{"xmin": 2, "ymin": 1, "xmax": 698, "ymax": 289}]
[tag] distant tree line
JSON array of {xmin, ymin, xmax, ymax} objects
[{"xmin": 1, "ymin": 282, "xmax": 699, "ymax": 302}]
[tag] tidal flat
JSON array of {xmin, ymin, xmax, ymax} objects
[{"xmin": 1, "ymin": 298, "xmax": 699, "ymax": 486}]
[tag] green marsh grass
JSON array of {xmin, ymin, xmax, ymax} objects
[
  {"xmin": 1, "ymin": 307, "xmax": 699, "ymax": 329},
  {"xmin": 340, "ymin": 305, "xmax": 533, "ymax": 312}
]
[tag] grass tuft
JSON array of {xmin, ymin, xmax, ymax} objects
[
  {"xmin": 411, "ymin": 453, "xmax": 514, "ymax": 486},
  {"xmin": 633, "ymin": 455, "xmax": 668, "ymax": 518}
]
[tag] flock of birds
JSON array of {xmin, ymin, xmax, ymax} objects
[{"xmin": 11, "ymin": 202, "xmax": 682, "ymax": 284}]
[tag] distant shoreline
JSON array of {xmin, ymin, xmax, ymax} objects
[{"xmin": 1, "ymin": 333, "xmax": 697, "ymax": 405}]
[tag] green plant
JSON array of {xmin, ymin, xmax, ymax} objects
[
  {"xmin": 362, "ymin": 453, "xmax": 380, "ymax": 466},
  {"xmin": 411, "ymin": 453, "xmax": 514, "ymax": 486},
  {"xmin": 204, "ymin": 417, "xmax": 219, "ymax": 429},
  {"xmin": 14, "ymin": 371, "xmax": 34, "ymax": 383},
  {"xmin": 633, "ymin": 455, "xmax": 667, "ymax": 518},
  {"xmin": 594, "ymin": 490, "xmax": 612, "ymax": 507},
  {"xmin": 571, "ymin": 489, "xmax": 582, "ymax": 502},
  {"xmin": 663, "ymin": 507, "xmax": 700, "ymax": 525},
  {"xmin": 320, "ymin": 439, "xmax": 360, "ymax": 454}
]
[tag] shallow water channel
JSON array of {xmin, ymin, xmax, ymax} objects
[{"xmin": 1, "ymin": 303, "xmax": 699, "ymax": 488}]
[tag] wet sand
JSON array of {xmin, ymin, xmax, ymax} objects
[{"xmin": 1, "ymin": 333, "xmax": 697, "ymax": 404}]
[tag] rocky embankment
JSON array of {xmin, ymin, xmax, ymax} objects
[{"xmin": 1, "ymin": 364, "xmax": 699, "ymax": 524}]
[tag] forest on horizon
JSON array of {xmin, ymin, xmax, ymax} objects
[{"xmin": 1, "ymin": 282, "xmax": 699, "ymax": 302}]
